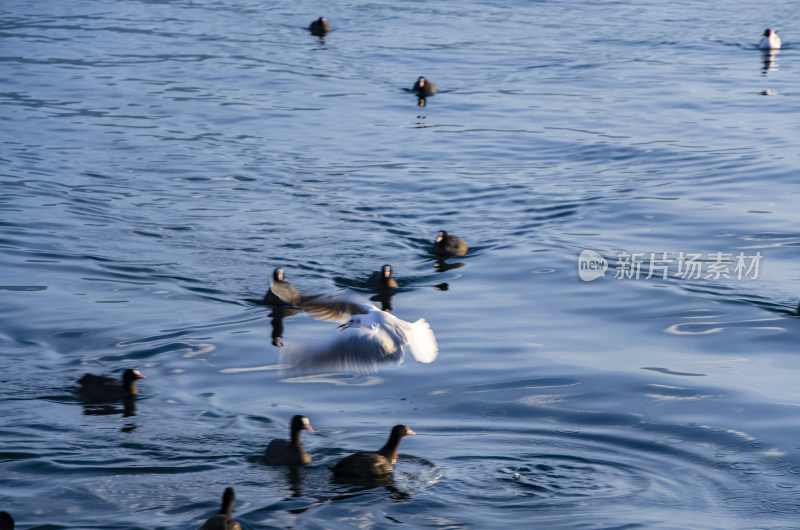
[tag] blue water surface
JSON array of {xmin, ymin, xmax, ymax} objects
[{"xmin": 2, "ymin": 0, "xmax": 800, "ymax": 528}]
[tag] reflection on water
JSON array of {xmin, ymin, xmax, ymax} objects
[
  {"xmin": 664, "ymin": 316, "xmax": 786, "ymax": 336},
  {"xmin": 369, "ymin": 291, "xmax": 393, "ymax": 311},
  {"xmin": 81, "ymin": 397, "xmax": 137, "ymax": 418},
  {"xmin": 433, "ymin": 259, "xmax": 465, "ymax": 273},
  {"xmin": 762, "ymin": 49, "xmax": 779, "ymax": 74},
  {"xmin": 641, "ymin": 366, "xmax": 706, "ymax": 377},
  {"xmin": 268, "ymin": 307, "xmax": 299, "ymax": 348},
  {"xmin": 331, "ymin": 470, "xmax": 400, "ymax": 491}
]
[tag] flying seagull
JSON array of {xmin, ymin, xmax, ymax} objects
[{"xmin": 281, "ymin": 294, "xmax": 438, "ymax": 374}]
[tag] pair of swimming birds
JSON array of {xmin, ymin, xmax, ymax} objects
[
  {"xmin": 264, "ymin": 415, "xmax": 415, "ymax": 480},
  {"xmin": 202, "ymin": 417, "xmax": 411, "ymax": 529}
]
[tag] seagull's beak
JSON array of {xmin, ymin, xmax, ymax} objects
[
  {"xmin": 407, "ymin": 428, "xmax": 416, "ymax": 435},
  {"xmin": 304, "ymin": 423, "xmax": 314, "ymax": 432},
  {"xmin": 338, "ymin": 322, "xmax": 351, "ymax": 330}
]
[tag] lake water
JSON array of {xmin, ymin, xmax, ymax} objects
[{"xmin": 2, "ymin": 0, "xmax": 800, "ymax": 528}]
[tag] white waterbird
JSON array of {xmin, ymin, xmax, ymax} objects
[
  {"xmin": 759, "ymin": 28, "xmax": 781, "ymax": 50},
  {"xmin": 281, "ymin": 294, "xmax": 438, "ymax": 374}
]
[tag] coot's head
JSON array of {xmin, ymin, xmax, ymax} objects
[
  {"xmin": 122, "ymin": 369, "xmax": 146, "ymax": 384},
  {"xmin": 392, "ymin": 425, "xmax": 416, "ymax": 438},
  {"xmin": 291, "ymin": 415, "xmax": 314, "ymax": 433}
]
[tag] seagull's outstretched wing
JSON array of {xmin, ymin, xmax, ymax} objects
[
  {"xmin": 281, "ymin": 327, "xmax": 401, "ymax": 374},
  {"xmin": 299, "ymin": 293, "xmax": 374, "ymax": 324},
  {"xmin": 372, "ymin": 312, "xmax": 439, "ymax": 364},
  {"xmin": 402, "ymin": 318, "xmax": 438, "ymax": 363}
]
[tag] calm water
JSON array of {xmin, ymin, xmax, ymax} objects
[{"xmin": 2, "ymin": 0, "xmax": 800, "ymax": 528}]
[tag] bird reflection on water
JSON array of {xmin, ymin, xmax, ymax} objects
[
  {"xmin": 268, "ymin": 307, "xmax": 299, "ymax": 347},
  {"xmin": 433, "ymin": 259, "xmax": 465, "ymax": 273},
  {"xmin": 81, "ymin": 397, "xmax": 137, "ymax": 418},
  {"xmin": 762, "ymin": 49, "xmax": 779, "ymax": 75}
]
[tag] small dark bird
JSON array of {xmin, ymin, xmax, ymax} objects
[
  {"xmin": 309, "ymin": 17, "xmax": 331, "ymax": 36},
  {"xmin": 263, "ymin": 268, "xmax": 301, "ymax": 307},
  {"xmin": 413, "ymin": 76, "xmax": 437, "ymax": 96},
  {"xmin": 78, "ymin": 369, "xmax": 145, "ymax": 402},
  {"xmin": 431, "ymin": 230, "xmax": 468, "ymax": 257},
  {"xmin": 367, "ymin": 264, "xmax": 398, "ymax": 311},
  {"xmin": 201, "ymin": 487, "xmax": 241, "ymax": 530},
  {"xmin": 0, "ymin": 511, "xmax": 14, "ymax": 530},
  {"xmin": 264, "ymin": 415, "xmax": 314, "ymax": 465},
  {"xmin": 332, "ymin": 425, "xmax": 415, "ymax": 480},
  {"xmin": 367, "ymin": 264, "xmax": 399, "ymax": 292}
]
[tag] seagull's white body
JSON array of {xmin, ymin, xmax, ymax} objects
[
  {"xmin": 281, "ymin": 295, "xmax": 438, "ymax": 373},
  {"xmin": 759, "ymin": 29, "xmax": 781, "ymax": 50}
]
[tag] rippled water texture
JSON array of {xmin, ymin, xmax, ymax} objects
[{"xmin": 2, "ymin": 0, "xmax": 800, "ymax": 528}]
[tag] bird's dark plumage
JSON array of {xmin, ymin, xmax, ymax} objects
[
  {"xmin": 265, "ymin": 415, "xmax": 314, "ymax": 465},
  {"xmin": 309, "ymin": 17, "xmax": 330, "ymax": 36},
  {"xmin": 367, "ymin": 264, "xmax": 398, "ymax": 291},
  {"xmin": 413, "ymin": 76, "xmax": 437, "ymax": 96},
  {"xmin": 332, "ymin": 425, "xmax": 415, "ymax": 480},
  {"xmin": 78, "ymin": 369, "xmax": 145, "ymax": 402},
  {"xmin": 431, "ymin": 230, "xmax": 468, "ymax": 257},
  {"xmin": 263, "ymin": 268, "xmax": 301, "ymax": 307},
  {"xmin": 0, "ymin": 512, "xmax": 13, "ymax": 530},
  {"xmin": 201, "ymin": 487, "xmax": 241, "ymax": 530}
]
